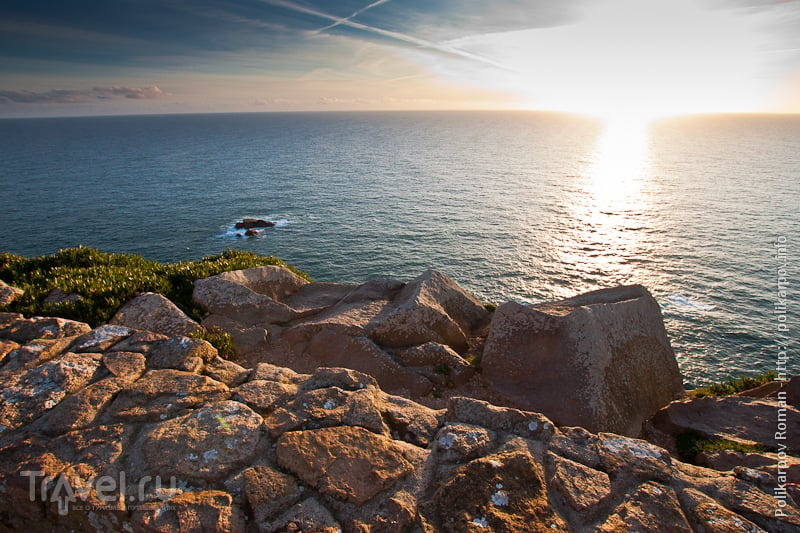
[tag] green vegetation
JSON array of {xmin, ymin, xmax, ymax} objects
[
  {"xmin": 190, "ymin": 326, "xmax": 235, "ymax": 360},
  {"xmin": 434, "ymin": 363, "xmax": 452, "ymax": 375},
  {"xmin": 689, "ymin": 371, "xmax": 776, "ymax": 398},
  {"xmin": 483, "ymin": 302, "xmax": 497, "ymax": 312},
  {"xmin": 0, "ymin": 246, "xmax": 310, "ymax": 327},
  {"xmin": 676, "ymin": 429, "xmax": 766, "ymax": 463}
]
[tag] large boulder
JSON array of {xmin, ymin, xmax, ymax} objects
[
  {"xmin": 214, "ymin": 266, "xmax": 309, "ymax": 302},
  {"xmin": 481, "ymin": 285, "xmax": 682, "ymax": 436},
  {"xmin": 192, "ymin": 266, "xmax": 306, "ymax": 326},
  {"xmin": 366, "ymin": 269, "xmax": 489, "ymax": 351},
  {"xmin": 109, "ymin": 292, "xmax": 202, "ymax": 337}
]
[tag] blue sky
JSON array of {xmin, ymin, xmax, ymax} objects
[{"xmin": 1, "ymin": 0, "xmax": 799, "ymax": 117}]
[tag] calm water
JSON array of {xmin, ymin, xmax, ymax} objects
[{"xmin": 0, "ymin": 111, "xmax": 797, "ymax": 387}]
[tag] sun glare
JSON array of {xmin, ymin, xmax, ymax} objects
[{"xmin": 439, "ymin": 0, "xmax": 771, "ymax": 119}]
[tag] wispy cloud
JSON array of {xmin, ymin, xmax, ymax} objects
[
  {"xmin": 0, "ymin": 86, "xmax": 168, "ymax": 104},
  {"xmin": 262, "ymin": 0, "xmax": 513, "ymax": 71},
  {"xmin": 313, "ymin": 0, "xmax": 394, "ymax": 35}
]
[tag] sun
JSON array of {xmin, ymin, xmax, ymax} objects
[{"xmin": 437, "ymin": 0, "xmax": 771, "ymax": 119}]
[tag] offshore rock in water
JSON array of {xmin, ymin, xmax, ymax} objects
[
  {"xmin": 482, "ymin": 284, "xmax": 683, "ymax": 437},
  {"xmin": 234, "ymin": 217, "xmax": 276, "ymax": 229}
]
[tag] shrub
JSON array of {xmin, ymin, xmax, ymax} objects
[{"xmin": 0, "ymin": 246, "xmax": 310, "ymax": 327}]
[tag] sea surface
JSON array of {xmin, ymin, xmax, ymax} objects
[{"xmin": 1, "ymin": 111, "xmax": 797, "ymax": 387}]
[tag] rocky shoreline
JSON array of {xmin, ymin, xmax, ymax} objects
[{"xmin": 0, "ymin": 266, "xmax": 797, "ymax": 531}]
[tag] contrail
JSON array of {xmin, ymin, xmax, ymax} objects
[
  {"xmin": 313, "ymin": 0, "xmax": 393, "ymax": 35},
  {"xmin": 260, "ymin": 0, "xmax": 514, "ymax": 72}
]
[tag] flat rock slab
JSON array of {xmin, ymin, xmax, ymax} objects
[
  {"xmin": 276, "ymin": 425, "xmax": 413, "ymax": 505},
  {"xmin": 142, "ymin": 400, "xmax": 263, "ymax": 482},
  {"xmin": 0, "ymin": 351, "xmax": 100, "ymax": 434},
  {"xmin": 651, "ymin": 395, "xmax": 800, "ymax": 449}
]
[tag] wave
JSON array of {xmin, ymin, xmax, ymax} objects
[{"xmin": 663, "ymin": 293, "xmax": 716, "ymax": 313}]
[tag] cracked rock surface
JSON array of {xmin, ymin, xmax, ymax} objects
[{"xmin": 0, "ymin": 312, "xmax": 797, "ymax": 532}]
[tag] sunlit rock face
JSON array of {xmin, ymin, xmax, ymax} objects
[
  {"xmin": 482, "ymin": 284, "xmax": 683, "ymax": 436},
  {"xmin": 191, "ymin": 266, "xmax": 490, "ymax": 398},
  {"xmin": 0, "ymin": 312, "xmax": 798, "ymax": 532}
]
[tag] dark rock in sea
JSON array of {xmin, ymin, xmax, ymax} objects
[
  {"xmin": 235, "ymin": 218, "xmax": 276, "ymax": 229},
  {"xmin": 244, "ymin": 229, "xmax": 258, "ymax": 237}
]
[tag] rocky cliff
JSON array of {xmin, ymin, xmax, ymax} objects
[{"xmin": 0, "ymin": 267, "xmax": 797, "ymax": 532}]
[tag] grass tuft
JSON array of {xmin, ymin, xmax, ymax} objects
[
  {"xmin": 676, "ymin": 429, "xmax": 766, "ymax": 463},
  {"xmin": 190, "ymin": 326, "xmax": 235, "ymax": 360},
  {"xmin": 689, "ymin": 371, "xmax": 776, "ymax": 398},
  {"xmin": 0, "ymin": 246, "xmax": 310, "ymax": 327}
]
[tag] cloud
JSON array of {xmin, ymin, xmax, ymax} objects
[{"xmin": 0, "ymin": 86, "xmax": 168, "ymax": 104}]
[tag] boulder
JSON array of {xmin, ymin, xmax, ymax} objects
[
  {"xmin": 596, "ymin": 482, "xmax": 692, "ymax": 532},
  {"xmin": 698, "ymin": 450, "xmax": 800, "ymax": 484},
  {"xmin": 276, "ymin": 426, "xmax": 413, "ymax": 505},
  {"xmin": 482, "ymin": 285, "xmax": 682, "ymax": 436},
  {"xmin": 422, "ymin": 450, "xmax": 567, "ymax": 531},
  {"xmin": 68, "ymin": 324, "xmax": 133, "ymax": 353},
  {"xmin": 0, "ymin": 316, "xmax": 91, "ymax": 344},
  {"xmin": 106, "ymin": 369, "xmax": 229, "ymax": 422},
  {"xmin": 141, "ymin": 400, "xmax": 263, "ymax": 482},
  {"xmin": 380, "ymin": 393, "xmax": 444, "ymax": 447},
  {"xmin": 192, "ymin": 268, "xmax": 305, "ymax": 326},
  {"xmin": 42, "ymin": 288, "xmax": 83, "ymax": 306},
  {"xmin": 394, "ymin": 342, "xmax": 475, "ymax": 386},
  {"xmin": 214, "ymin": 265, "xmax": 308, "ymax": 302},
  {"xmin": 264, "ymin": 497, "xmax": 340, "ymax": 533},
  {"xmin": 302, "ymin": 329, "xmax": 433, "ymax": 397},
  {"xmin": 242, "ymin": 465, "xmax": 303, "ymax": 524},
  {"xmin": 145, "ymin": 336, "xmax": 217, "ymax": 372},
  {"xmin": 109, "ymin": 292, "xmax": 202, "ymax": 337},
  {"xmin": 679, "ymin": 487, "xmax": 766, "ymax": 533},
  {"xmin": 102, "ymin": 351, "xmax": 146, "ymax": 381},
  {"xmin": 0, "ymin": 280, "xmax": 23, "ymax": 307},
  {"xmin": 203, "ymin": 355, "xmax": 250, "ymax": 386},
  {"xmin": 548, "ymin": 453, "xmax": 611, "ymax": 512},
  {"xmin": 0, "ymin": 351, "xmax": 101, "ymax": 434},
  {"xmin": 235, "ymin": 218, "xmax": 276, "ymax": 229},
  {"xmin": 435, "ymin": 423, "xmax": 495, "ymax": 463},
  {"xmin": 131, "ymin": 490, "xmax": 246, "ymax": 532},
  {"xmin": 367, "ymin": 269, "xmax": 489, "ymax": 351},
  {"xmin": 650, "ymin": 395, "xmax": 800, "ymax": 450}
]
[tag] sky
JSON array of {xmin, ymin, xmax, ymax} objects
[{"xmin": 1, "ymin": 0, "xmax": 799, "ymax": 118}]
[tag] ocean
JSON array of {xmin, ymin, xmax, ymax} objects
[{"xmin": 0, "ymin": 111, "xmax": 797, "ymax": 387}]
